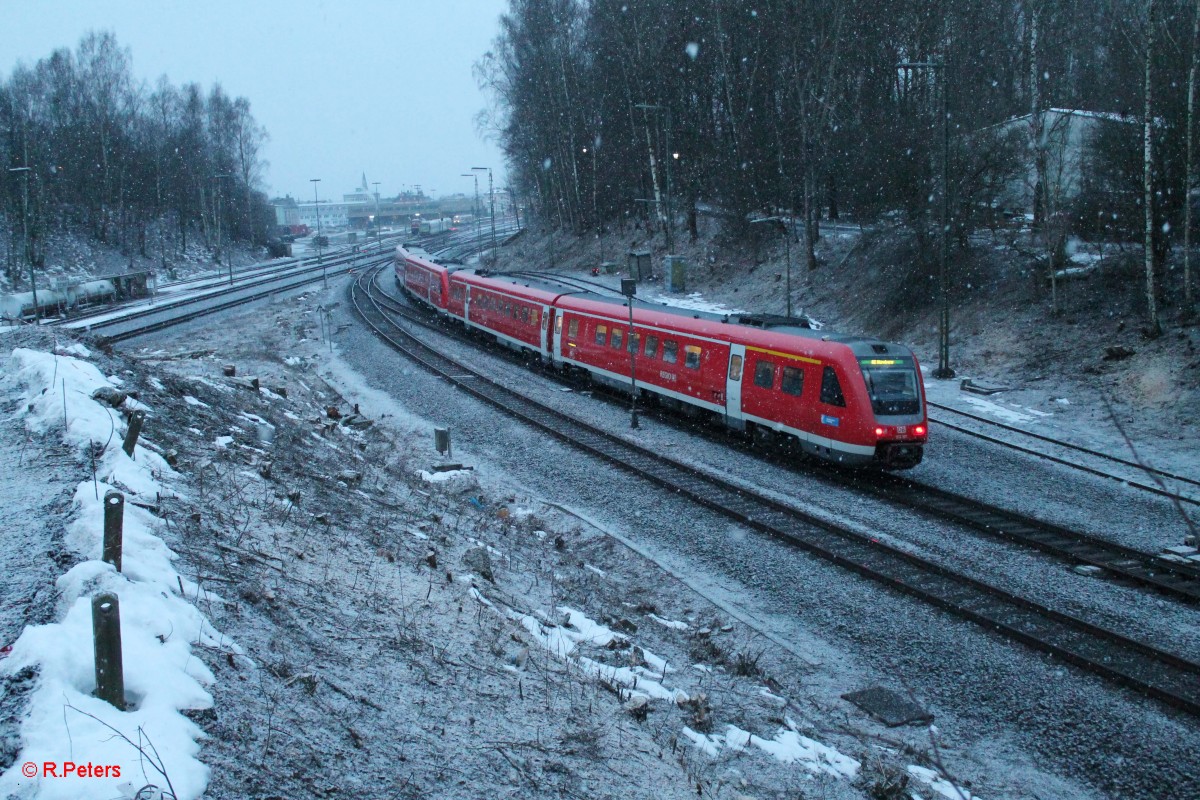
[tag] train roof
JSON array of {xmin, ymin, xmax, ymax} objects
[
  {"xmin": 555, "ymin": 289, "xmax": 915, "ymax": 362},
  {"xmin": 426, "ymin": 266, "xmax": 915, "ymax": 363}
]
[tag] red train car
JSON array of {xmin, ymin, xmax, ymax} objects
[
  {"xmin": 450, "ymin": 272, "xmax": 559, "ymax": 355},
  {"xmin": 395, "ymin": 247, "xmax": 453, "ymax": 313},
  {"xmin": 391, "ymin": 259, "xmax": 927, "ymax": 468}
]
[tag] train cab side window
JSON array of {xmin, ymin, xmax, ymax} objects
[
  {"xmin": 754, "ymin": 361, "xmax": 776, "ymax": 389},
  {"xmin": 568, "ymin": 318, "xmax": 579, "ymax": 338},
  {"xmin": 663, "ymin": 340, "xmax": 679, "ymax": 364},
  {"xmin": 820, "ymin": 366, "xmax": 846, "ymax": 407},
  {"xmin": 595, "ymin": 325, "xmax": 607, "ymax": 345},
  {"xmin": 644, "ymin": 335, "xmax": 659, "ymax": 358},
  {"xmin": 610, "ymin": 329, "xmax": 623, "ymax": 349},
  {"xmin": 627, "ymin": 332, "xmax": 640, "ymax": 353},
  {"xmin": 729, "ymin": 354, "xmax": 743, "ymax": 381},
  {"xmin": 781, "ymin": 366, "xmax": 804, "ymax": 396},
  {"xmin": 684, "ymin": 345, "xmax": 702, "ymax": 369}
]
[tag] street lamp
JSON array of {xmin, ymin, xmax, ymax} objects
[
  {"xmin": 472, "ymin": 166, "xmax": 497, "ymax": 263},
  {"xmin": 584, "ymin": 138, "xmax": 602, "ymax": 264},
  {"xmin": 211, "ymin": 174, "xmax": 234, "ymax": 284},
  {"xmin": 310, "ymin": 178, "xmax": 325, "ymax": 288},
  {"xmin": 372, "ymin": 181, "xmax": 382, "ymax": 254},
  {"xmin": 633, "ymin": 103, "xmax": 674, "ymax": 255},
  {"xmin": 751, "ymin": 216, "xmax": 793, "ymax": 318},
  {"xmin": 8, "ymin": 166, "xmax": 36, "ymax": 320},
  {"xmin": 461, "ymin": 173, "xmax": 480, "ymax": 249},
  {"xmin": 621, "ymin": 278, "xmax": 639, "ymax": 429},
  {"xmin": 897, "ymin": 58, "xmax": 954, "ymax": 379}
]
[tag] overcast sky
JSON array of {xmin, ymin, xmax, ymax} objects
[{"xmin": 0, "ymin": 0, "xmax": 510, "ymax": 202}]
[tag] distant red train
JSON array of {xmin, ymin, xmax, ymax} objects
[{"xmin": 394, "ymin": 246, "xmax": 928, "ymax": 468}]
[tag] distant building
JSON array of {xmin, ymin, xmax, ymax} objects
[
  {"xmin": 297, "ymin": 200, "xmax": 353, "ymax": 229},
  {"xmin": 988, "ymin": 108, "xmax": 1140, "ymax": 218},
  {"xmin": 271, "ymin": 196, "xmax": 299, "ymax": 228}
]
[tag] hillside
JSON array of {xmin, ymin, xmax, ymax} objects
[{"xmin": 505, "ymin": 216, "xmax": 1200, "ymax": 473}]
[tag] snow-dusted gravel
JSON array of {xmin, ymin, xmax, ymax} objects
[
  {"xmin": 0, "ymin": 390, "xmax": 81, "ymax": 772},
  {"xmin": 324, "ymin": 272, "xmax": 1200, "ymax": 800}
]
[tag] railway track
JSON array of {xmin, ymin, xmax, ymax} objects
[
  {"xmin": 364, "ymin": 267, "xmax": 1200, "ymax": 605},
  {"xmin": 92, "ymin": 248, "xmax": 394, "ymax": 342},
  {"xmin": 927, "ymin": 400, "xmax": 1200, "ymax": 507},
  {"xmin": 351, "ymin": 263, "xmax": 1200, "ymax": 718}
]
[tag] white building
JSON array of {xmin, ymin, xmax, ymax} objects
[{"xmin": 297, "ymin": 200, "xmax": 359, "ymax": 230}]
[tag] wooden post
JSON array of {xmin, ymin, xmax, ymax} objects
[
  {"xmin": 103, "ymin": 490, "xmax": 124, "ymax": 572},
  {"xmin": 122, "ymin": 409, "xmax": 145, "ymax": 457},
  {"xmin": 92, "ymin": 593, "xmax": 126, "ymax": 710}
]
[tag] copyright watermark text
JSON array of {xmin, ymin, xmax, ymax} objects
[{"xmin": 20, "ymin": 761, "xmax": 121, "ymax": 778}]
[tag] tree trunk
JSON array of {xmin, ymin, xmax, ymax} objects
[
  {"xmin": 1185, "ymin": 0, "xmax": 1199, "ymax": 319},
  {"xmin": 1144, "ymin": 0, "xmax": 1161, "ymax": 336}
]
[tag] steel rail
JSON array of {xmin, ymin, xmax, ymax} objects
[
  {"xmin": 352, "ymin": 265, "xmax": 1200, "ymax": 718},
  {"xmin": 371, "ymin": 270, "xmax": 1200, "ymax": 604},
  {"xmin": 928, "ymin": 402, "xmax": 1200, "ymax": 505}
]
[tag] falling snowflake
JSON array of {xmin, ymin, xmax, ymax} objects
[{"xmin": 686, "ymin": 42, "xmax": 700, "ymax": 59}]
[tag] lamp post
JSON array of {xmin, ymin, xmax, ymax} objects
[
  {"xmin": 461, "ymin": 173, "xmax": 480, "ymax": 248},
  {"xmin": 621, "ymin": 278, "xmax": 639, "ymax": 429},
  {"xmin": 8, "ymin": 166, "xmax": 36, "ymax": 320},
  {"xmin": 472, "ymin": 166, "xmax": 496, "ymax": 262},
  {"xmin": 898, "ymin": 58, "xmax": 954, "ymax": 378},
  {"xmin": 310, "ymin": 178, "xmax": 325, "ymax": 288},
  {"xmin": 212, "ymin": 174, "xmax": 233, "ymax": 284},
  {"xmin": 584, "ymin": 139, "xmax": 602, "ymax": 264},
  {"xmin": 633, "ymin": 103, "xmax": 673, "ymax": 255},
  {"xmin": 372, "ymin": 181, "xmax": 382, "ymax": 255},
  {"xmin": 750, "ymin": 216, "xmax": 793, "ymax": 317}
]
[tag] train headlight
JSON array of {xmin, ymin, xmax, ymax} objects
[
  {"xmin": 874, "ymin": 427, "xmax": 885, "ymax": 437},
  {"xmin": 914, "ymin": 425, "xmax": 926, "ymax": 436}
]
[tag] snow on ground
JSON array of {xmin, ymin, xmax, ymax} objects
[
  {"xmin": 4, "ymin": 271, "xmax": 1189, "ymax": 798},
  {"xmin": 0, "ymin": 347, "xmax": 228, "ymax": 800}
]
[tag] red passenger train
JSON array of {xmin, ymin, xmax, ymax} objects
[{"xmin": 395, "ymin": 246, "xmax": 928, "ymax": 468}]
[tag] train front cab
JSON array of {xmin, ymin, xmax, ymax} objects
[{"xmin": 857, "ymin": 354, "xmax": 927, "ymax": 469}]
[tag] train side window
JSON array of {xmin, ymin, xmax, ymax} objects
[
  {"xmin": 663, "ymin": 340, "xmax": 678, "ymax": 364},
  {"xmin": 729, "ymin": 354, "xmax": 743, "ymax": 381},
  {"xmin": 568, "ymin": 318, "xmax": 579, "ymax": 338},
  {"xmin": 754, "ymin": 360, "xmax": 776, "ymax": 388},
  {"xmin": 644, "ymin": 335, "xmax": 659, "ymax": 358},
  {"xmin": 627, "ymin": 332, "xmax": 640, "ymax": 354},
  {"xmin": 820, "ymin": 366, "xmax": 846, "ymax": 407},
  {"xmin": 533, "ymin": 309, "xmax": 540, "ymax": 325},
  {"xmin": 781, "ymin": 366, "xmax": 804, "ymax": 396},
  {"xmin": 610, "ymin": 328, "xmax": 623, "ymax": 349},
  {"xmin": 595, "ymin": 325, "xmax": 607, "ymax": 345},
  {"xmin": 684, "ymin": 345, "xmax": 702, "ymax": 369}
]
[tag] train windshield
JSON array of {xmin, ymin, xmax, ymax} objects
[{"xmin": 858, "ymin": 357, "xmax": 921, "ymax": 416}]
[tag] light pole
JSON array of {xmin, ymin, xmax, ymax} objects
[
  {"xmin": 750, "ymin": 216, "xmax": 793, "ymax": 317},
  {"xmin": 472, "ymin": 166, "xmax": 496, "ymax": 262},
  {"xmin": 310, "ymin": 178, "xmax": 325, "ymax": 288},
  {"xmin": 372, "ymin": 181, "xmax": 382, "ymax": 254},
  {"xmin": 634, "ymin": 104, "xmax": 674, "ymax": 255},
  {"xmin": 8, "ymin": 166, "xmax": 36, "ymax": 320},
  {"xmin": 584, "ymin": 139, "xmax": 601, "ymax": 264},
  {"xmin": 898, "ymin": 58, "xmax": 953, "ymax": 378},
  {"xmin": 212, "ymin": 174, "xmax": 233, "ymax": 284},
  {"xmin": 461, "ymin": 173, "xmax": 480, "ymax": 248},
  {"xmin": 621, "ymin": 278, "xmax": 639, "ymax": 429}
]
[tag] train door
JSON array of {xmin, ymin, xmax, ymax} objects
[
  {"xmin": 541, "ymin": 305, "xmax": 553, "ymax": 361},
  {"xmin": 463, "ymin": 286, "xmax": 472, "ymax": 326},
  {"xmin": 725, "ymin": 344, "xmax": 746, "ymax": 429}
]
